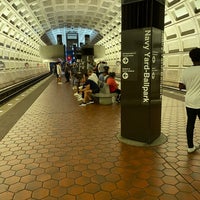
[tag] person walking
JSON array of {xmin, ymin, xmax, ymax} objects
[{"xmin": 179, "ymin": 47, "xmax": 200, "ymax": 153}]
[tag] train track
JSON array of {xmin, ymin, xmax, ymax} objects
[{"xmin": 0, "ymin": 72, "xmax": 51, "ymax": 105}]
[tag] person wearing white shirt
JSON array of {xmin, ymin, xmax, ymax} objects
[
  {"xmin": 56, "ymin": 62, "xmax": 62, "ymax": 84},
  {"xmin": 179, "ymin": 47, "xmax": 200, "ymax": 153}
]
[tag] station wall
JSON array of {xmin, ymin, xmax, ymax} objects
[{"xmin": 0, "ymin": 0, "xmax": 200, "ymax": 89}]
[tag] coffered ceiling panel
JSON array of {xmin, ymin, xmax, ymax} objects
[{"xmin": 22, "ymin": 0, "xmax": 121, "ymax": 44}]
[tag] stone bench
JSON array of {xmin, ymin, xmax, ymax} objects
[{"xmin": 92, "ymin": 83, "xmax": 117, "ymax": 105}]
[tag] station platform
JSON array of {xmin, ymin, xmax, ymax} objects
[{"xmin": 0, "ymin": 75, "xmax": 200, "ymax": 200}]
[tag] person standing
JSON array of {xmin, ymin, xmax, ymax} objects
[
  {"xmin": 97, "ymin": 61, "xmax": 107, "ymax": 77},
  {"xmin": 64, "ymin": 62, "xmax": 70, "ymax": 82},
  {"xmin": 179, "ymin": 47, "xmax": 200, "ymax": 153},
  {"xmin": 56, "ymin": 62, "xmax": 62, "ymax": 84}
]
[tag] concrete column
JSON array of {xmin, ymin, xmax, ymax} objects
[{"xmin": 121, "ymin": 0, "xmax": 165, "ymax": 144}]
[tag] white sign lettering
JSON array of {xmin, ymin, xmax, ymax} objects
[{"xmin": 142, "ymin": 29, "xmax": 151, "ymax": 104}]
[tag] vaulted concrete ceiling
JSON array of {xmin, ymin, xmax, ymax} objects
[
  {"xmin": 8, "ymin": 0, "xmax": 121, "ymax": 45},
  {"xmin": 1, "ymin": 0, "xmax": 200, "ymax": 67},
  {"xmin": 3, "ymin": 0, "xmax": 199, "ymax": 47}
]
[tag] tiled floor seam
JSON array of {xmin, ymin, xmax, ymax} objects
[{"xmin": 155, "ymin": 148, "xmax": 200, "ymax": 198}]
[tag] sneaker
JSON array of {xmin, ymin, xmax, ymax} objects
[
  {"xmin": 79, "ymin": 102, "xmax": 86, "ymax": 107},
  {"xmin": 77, "ymin": 97, "xmax": 83, "ymax": 101},
  {"xmin": 79, "ymin": 86, "xmax": 83, "ymax": 90},
  {"xmin": 188, "ymin": 144, "xmax": 200, "ymax": 153},
  {"xmin": 74, "ymin": 92, "xmax": 79, "ymax": 96},
  {"xmin": 87, "ymin": 100, "xmax": 94, "ymax": 104},
  {"xmin": 76, "ymin": 94, "xmax": 82, "ymax": 99},
  {"xmin": 188, "ymin": 146, "xmax": 196, "ymax": 153}
]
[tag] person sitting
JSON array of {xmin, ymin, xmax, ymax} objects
[
  {"xmin": 79, "ymin": 69, "xmax": 100, "ymax": 106},
  {"xmin": 106, "ymin": 72, "xmax": 121, "ymax": 103},
  {"xmin": 98, "ymin": 66, "xmax": 109, "ymax": 89},
  {"xmin": 75, "ymin": 73, "xmax": 89, "ymax": 102}
]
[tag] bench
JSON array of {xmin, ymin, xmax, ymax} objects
[{"xmin": 92, "ymin": 83, "xmax": 117, "ymax": 105}]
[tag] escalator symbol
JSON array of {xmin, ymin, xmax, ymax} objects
[
  {"xmin": 122, "ymin": 57, "xmax": 129, "ymax": 65},
  {"xmin": 122, "ymin": 72, "xmax": 128, "ymax": 79}
]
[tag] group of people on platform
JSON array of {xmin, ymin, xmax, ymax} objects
[
  {"xmin": 52, "ymin": 47, "xmax": 200, "ymax": 153},
  {"xmin": 53, "ymin": 61, "xmax": 121, "ymax": 106}
]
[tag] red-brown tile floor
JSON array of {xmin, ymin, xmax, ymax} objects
[{"xmin": 0, "ymin": 77, "xmax": 200, "ymax": 200}]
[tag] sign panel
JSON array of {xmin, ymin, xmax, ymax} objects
[
  {"xmin": 121, "ymin": 52, "xmax": 136, "ymax": 80},
  {"xmin": 121, "ymin": 28, "xmax": 163, "ymax": 143},
  {"xmin": 122, "ymin": 28, "xmax": 163, "ymax": 104},
  {"xmin": 66, "ymin": 33, "xmax": 78, "ymax": 50},
  {"xmin": 67, "ymin": 33, "xmax": 78, "ymax": 39},
  {"xmin": 121, "ymin": 29, "xmax": 145, "ymax": 82}
]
